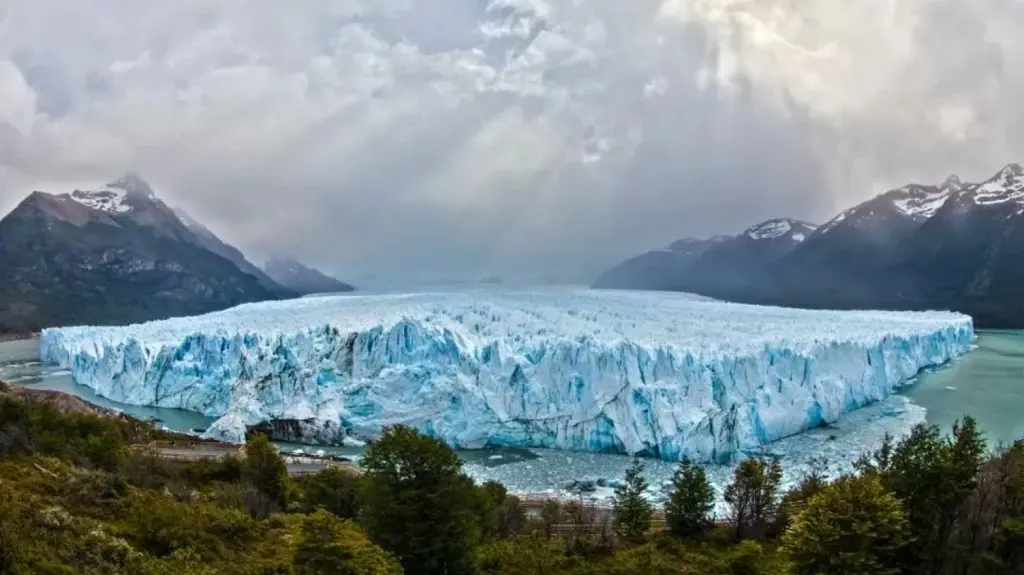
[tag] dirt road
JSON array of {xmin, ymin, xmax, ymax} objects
[{"xmin": 151, "ymin": 445, "xmax": 353, "ymax": 476}]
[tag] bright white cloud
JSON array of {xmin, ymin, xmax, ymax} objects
[{"xmin": 0, "ymin": 0, "xmax": 1022, "ymax": 282}]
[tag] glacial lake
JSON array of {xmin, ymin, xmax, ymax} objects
[{"xmin": 3, "ymin": 330, "xmax": 1022, "ymax": 501}]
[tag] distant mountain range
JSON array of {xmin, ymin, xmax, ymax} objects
[
  {"xmin": 0, "ymin": 174, "xmax": 355, "ymax": 333},
  {"xmin": 594, "ymin": 163, "xmax": 1024, "ymax": 328},
  {"xmin": 263, "ymin": 257, "xmax": 355, "ymax": 295}
]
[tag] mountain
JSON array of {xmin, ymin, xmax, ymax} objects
[
  {"xmin": 263, "ymin": 257, "xmax": 355, "ymax": 295},
  {"xmin": 173, "ymin": 208, "xmax": 292, "ymax": 297},
  {"xmin": 672, "ymin": 219, "xmax": 817, "ymax": 296},
  {"xmin": 592, "ymin": 218, "xmax": 815, "ymax": 294},
  {"xmin": 0, "ymin": 174, "xmax": 291, "ymax": 333},
  {"xmin": 591, "ymin": 236, "xmax": 729, "ymax": 290},
  {"xmin": 592, "ymin": 163, "xmax": 1024, "ymax": 328},
  {"xmin": 881, "ymin": 164, "xmax": 1024, "ymax": 326}
]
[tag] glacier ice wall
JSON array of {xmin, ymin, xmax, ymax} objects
[{"xmin": 39, "ymin": 289, "xmax": 974, "ymax": 462}]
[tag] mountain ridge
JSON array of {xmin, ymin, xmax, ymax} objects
[
  {"xmin": 593, "ymin": 162, "xmax": 1024, "ymax": 328},
  {"xmin": 263, "ymin": 257, "xmax": 355, "ymax": 296},
  {"xmin": 0, "ymin": 175, "xmax": 295, "ymax": 333}
]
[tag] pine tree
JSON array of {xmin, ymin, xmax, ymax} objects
[
  {"xmin": 612, "ymin": 457, "xmax": 653, "ymax": 541},
  {"xmin": 663, "ymin": 457, "xmax": 714, "ymax": 538}
]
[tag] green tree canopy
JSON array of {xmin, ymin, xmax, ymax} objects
[
  {"xmin": 783, "ymin": 473, "xmax": 910, "ymax": 575},
  {"xmin": 724, "ymin": 457, "xmax": 782, "ymax": 539},
  {"xmin": 358, "ymin": 425, "xmax": 481, "ymax": 575},
  {"xmin": 612, "ymin": 457, "xmax": 653, "ymax": 541},
  {"xmin": 242, "ymin": 433, "xmax": 290, "ymax": 514},
  {"xmin": 296, "ymin": 466, "xmax": 360, "ymax": 519},
  {"xmin": 663, "ymin": 457, "xmax": 714, "ymax": 539},
  {"xmin": 293, "ymin": 510, "xmax": 402, "ymax": 575}
]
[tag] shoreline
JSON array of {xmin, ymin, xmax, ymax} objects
[{"xmin": 0, "ymin": 333, "xmax": 38, "ymax": 343}]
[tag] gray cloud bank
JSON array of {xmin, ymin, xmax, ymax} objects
[{"xmin": 1, "ymin": 0, "xmax": 1022, "ymax": 283}]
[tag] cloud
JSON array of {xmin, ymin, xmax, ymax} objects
[{"xmin": 1, "ymin": 0, "xmax": 1022, "ymax": 282}]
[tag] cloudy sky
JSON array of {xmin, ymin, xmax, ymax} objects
[{"xmin": 1, "ymin": 0, "xmax": 1023, "ymax": 283}]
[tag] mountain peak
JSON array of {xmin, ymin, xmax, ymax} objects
[
  {"xmin": 885, "ymin": 182, "xmax": 951, "ymax": 220},
  {"xmin": 1002, "ymin": 163, "xmax": 1023, "ymax": 177},
  {"xmin": 744, "ymin": 218, "xmax": 816, "ymax": 242},
  {"xmin": 61, "ymin": 173, "xmax": 158, "ymax": 214},
  {"xmin": 108, "ymin": 173, "xmax": 157, "ymax": 199},
  {"xmin": 941, "ymin": 174, "xmax": 963, "ymax": 191},
  {"xmin": 971, "ymin": 163, "xmax": 1024, "ymax": 207}
]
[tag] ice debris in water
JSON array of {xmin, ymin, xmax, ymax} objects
[
  {"xmin": 39, "ymin": 289, "xmax": 973, "ymax": 462},
  {"xmin": 465, "ymin": 394, "xmax": 928, "ymax": 514}
]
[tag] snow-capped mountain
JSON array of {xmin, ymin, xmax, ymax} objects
[
  {"xmin": 263, "ymin": 257, "xmax": 355, "ymax": 296},
  {"xmin": 66, "ymin": 174, "xmax": 155, "ymax": 213},
  {"xmin": 672, "ymin": 218, "xmax": 819, "ymax": 297},
  {"xmin": 0, "ymin": 174, "xmax": 293, "ymax": 333},
  {"xmin": 744, "ymin": 218, "xmax": 817, "ymax": 242},
  {"xmin": 593, "ymin": 219, "xmax": 816, "ymax": 294},
  {"xmin": 883, "ymin": 163, "xmax": 1024, "ymax": 326},
  {"xmin": 592, "ymin": 163, "xmax": 1024, "ymax": 328}
]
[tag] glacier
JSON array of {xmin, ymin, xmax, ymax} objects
[{"xmin": 38, "ymin": 289, "xmax": 974, "ymax": 462}]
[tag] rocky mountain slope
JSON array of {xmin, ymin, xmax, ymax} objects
[
  {"xmin": 593, "ymin": 163, "xmax": 1024, "ymax": 328},
  {"xmin": 173, "ymin": 208, "xmax": 293, "ymax": 297},
  {"xmin": 263, "ymin": 257, "xmax": 355, "ymax": 295},
  {"xmin": 0, "ymin": 174, "xmax": 293, "ymax": 333}
]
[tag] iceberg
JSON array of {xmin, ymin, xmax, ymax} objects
[{"xmin": 39, "ymin": 289, "xmax": 973, "ymax": 462}]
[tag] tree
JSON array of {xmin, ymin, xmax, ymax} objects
[
  {"xmin": 612, "ymin": 457, "xmax": 653, "ymax": 541},
  {"xmin": 663, "ymin": 457, "xmax": 714, "ymax": 538},
  {"xmin": 723, "ymin": 456, "xmax": 782, "ymax": 539},
  {"xmin": 537, "ymin": 500, "xmax": 566, "ymax": 539},
  {"xmin": 293, "ymin": 510, "xmax": 402, "ymax": 575},
  {"xmin": 772, "ymin": 457, "xmax": 828, "ymax": 536},
  {"xmin": 477, "ymin": 481, "xmax": 526, "ymax": 541},
  {"xmin": 242, "ymin": 433, "xmax": 290, "ymax": 514},
  {"xmin": 861, "ymin": 419, "xmax": 985, "ymax": 573},
  {"xmin": 358, "ymin": 425, "xmax": 481, "ymax": 575},
  {"xmin": 297, "ymin": 467, "xmax": 360, "ymax": 519},
  {"xmin": 783, "ymin": 474, "xmax": 910, "ymax": 575}
]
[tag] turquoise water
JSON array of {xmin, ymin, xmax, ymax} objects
[
  {"xmin": 3, "ymin": 330, "xmax": 1023, "ymax": 451},
  {"xmin": 0, "ymin": 338, "xmax": 216, "ymax": 433},
  {"xmin": 901, "ymin": 330, "xmax": 1024, "ymax": 445}
]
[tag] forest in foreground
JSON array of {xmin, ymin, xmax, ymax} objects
[{"xmin": 0, "ymin": 385, "xmax": 1022, "ymax": 575}]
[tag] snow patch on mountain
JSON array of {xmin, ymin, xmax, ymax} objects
[
  {"xmin": 744, "ymin": 219, "xmax": 816, "ymax": 241},
  {"xmin": 974, "ymin": 164, "xmax": 1024, "ymax": 206},
  {"xmin": 68, "ymin": 187, "xmax": 132, "ymax": 213},
  {"xmin": 39, "ymin": 289, "xmax": 973, "ymax": 462},
  {"xmin": 63, "ymin": 174, "xmax": 160, "ymax": 214},
  {"xmin": 889, "ymin": 185, "xmax": 952, "ymax": 220}
]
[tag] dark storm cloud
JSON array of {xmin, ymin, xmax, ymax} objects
[{"xmin": 1, "ymin": 0, "xmax": 1023, "ymax": 284}]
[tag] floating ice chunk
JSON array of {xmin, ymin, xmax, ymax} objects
[{"xmin": 39, "ymin": 289, "xmax": 973, "ymax": 462}]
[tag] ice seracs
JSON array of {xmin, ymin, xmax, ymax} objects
[{"xmin": 39, "ymin": 289, "xmax": 973, "ymax": 462}]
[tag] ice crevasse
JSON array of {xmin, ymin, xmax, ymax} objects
[{"xmin": 39, "ymin": 290, "xmax": 974, "ymax": 463}]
